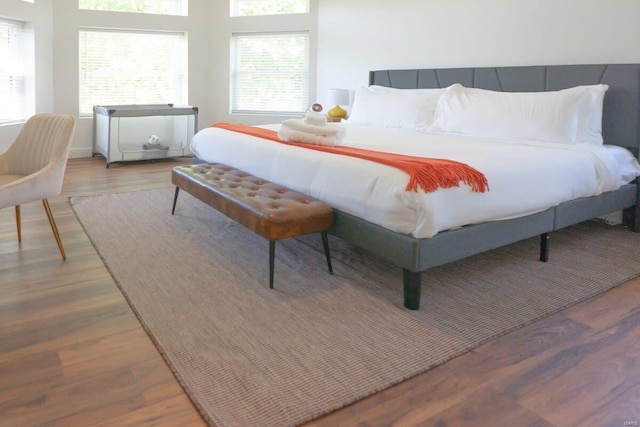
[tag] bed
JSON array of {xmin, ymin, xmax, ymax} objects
[{"xmin": 191, "ymin": 63, "xmax": 640, "ymax": 310}]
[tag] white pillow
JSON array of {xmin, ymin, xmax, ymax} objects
[
  {"xmin": 576, "ymin": 84, "xmax": 608, "ymax": 145},
  {"xmin": 368, "ymin": 85, "xmax": 445, "ymax": 95},
  {"xmin": 347, "ymin": 86, "xmax": 445, "ymax": 130},
  {"xmin": 430, "ymin": 83, "xmax": 608, "ymax": 145}
]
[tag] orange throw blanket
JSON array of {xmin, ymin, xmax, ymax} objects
[{"xmin": 211, "ymin": 123, "xmax": 489, "ymax": 194}]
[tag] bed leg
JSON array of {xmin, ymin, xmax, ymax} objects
[
  {"xmin": 539, "ymin": 233, "xmax": 549, "ymax": 262},
  {"xmin": 629, "ymin": 182, "xmax": 640, "ymax": 232},
  {"xmin": 403, "ymin": 269, "xmax": 422, "ymax": 310}
]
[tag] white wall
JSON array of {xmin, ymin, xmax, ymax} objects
[
  {"xmin": 0, "ymin": 0, "xmax": 53, "ymax": 153},
  {"xmin": 316, "ymin": 0, "xmax": 640, "ymax": 104}
]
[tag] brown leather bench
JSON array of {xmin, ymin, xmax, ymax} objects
[{"xmin": 171, "ymin": 163, "xmax": 333, "ymax": 287}]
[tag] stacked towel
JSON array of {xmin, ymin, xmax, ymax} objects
[
  {"xmin": 303, "ymin": 111, "xmax": 327, "ymax": 126},
  {"xmin": 278, "ymin": 111, "xmax": 346, "ymax": 146}
]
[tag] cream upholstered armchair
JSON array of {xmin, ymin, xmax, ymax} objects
[{"xmin": 0, "ymin": 114, "xmax": 76, "ymax": 260}]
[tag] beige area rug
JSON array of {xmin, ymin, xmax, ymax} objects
[{"xmin": 70, "ymin": 188, "xmax": 640, "ymax": 427}]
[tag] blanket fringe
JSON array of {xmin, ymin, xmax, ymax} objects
[{"xmin": 407, "ymin": 162, "xmax": 489, "ymax": 193}]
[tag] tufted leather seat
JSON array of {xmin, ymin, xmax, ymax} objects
[{"xmin": 171, "ymin": 163, "xmax": 334, "ymax": 287}]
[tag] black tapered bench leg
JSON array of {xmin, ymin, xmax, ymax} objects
[
  {"xmin": 321, "ymin": 231, "xmax": 333, "ymax": 274},
  {"xmin": 269, "ymin": 240, "xmax": 276, "ymax": 289},
  {"xmin": 540, "ymin": 232, "xmax": 549, "ymax": 262},
  {"xmin": 171, "ymin": 187, "xmax": 180, "ymax": 215}
]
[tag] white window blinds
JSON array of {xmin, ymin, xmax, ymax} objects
[
  {"xmin": 79, "ymin": 30, "xmax": 187, "ymax": 115},
  {"xmin": 231, "ymin": 32, "xmax": 309, "ymax": 115},
  {"xmin": 79, "ymin": 0, "xmax": 188, "ymax": 16},
  {"xmin": 230, "ymin": 0, "xmax": 309, "ymax": 16},
  {"xmin": 0, "ymin": 18, "xmax": 28, "ymax": 125}
]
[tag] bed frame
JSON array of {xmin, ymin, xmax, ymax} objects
[{"xmin": 328, "ymin": 63, "xmax": 640, "ymax": 310}]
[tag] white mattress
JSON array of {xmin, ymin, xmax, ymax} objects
[{"xmin": 190, "ymin": 123, "xmax": 640, "ymax": 238}]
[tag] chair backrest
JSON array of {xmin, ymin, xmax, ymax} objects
[{"xmin": 5, "ymin": 114, "xmax": 76, "ymax": 176}]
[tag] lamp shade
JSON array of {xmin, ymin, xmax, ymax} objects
[{"xmin": 327, "ymin": 88, "xmax": 350, "ymax": 107}]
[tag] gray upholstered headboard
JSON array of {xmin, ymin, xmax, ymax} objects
[{"xmin": 369, "ymin": 64, "xmax": 640, "ymax": 155}]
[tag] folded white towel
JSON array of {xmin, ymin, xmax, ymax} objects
[
  {"xmin": 303, "ymin": 111, "xmax": 327, "ymax": 126},
  {"xmin": 281, "ymin": 119, "xmax": 346, "ymax": 138},
  {"xmin": 278, "ymin": 126, "xmax": 342, "ymax": 147}
]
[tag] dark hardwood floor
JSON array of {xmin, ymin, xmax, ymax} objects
[{"xmin": 1, "ymin": 157, "xmax": 638, "ymax": 426}]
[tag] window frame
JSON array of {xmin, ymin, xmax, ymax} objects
[
  {"xmin": 78, "ymin": 0, "xmax": 188, "ymax": 16},
  {"xmin": 230, "ymin": 31, "xmax": 310, "ymax": 116},
  {"xmin": 78, "ymin": 28, "xmax": 188, "ymax": 117},
  {"xmin": 230, "ymin": 0, "xmax": 309, "ymax": 17},
  {"xmin": 0, "ymin": 17, "xmax": 31, "ymax": 126}
]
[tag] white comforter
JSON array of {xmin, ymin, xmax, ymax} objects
[{"xmin": 190, "ymin": 123, "xmax": 636, "ymax": 238}]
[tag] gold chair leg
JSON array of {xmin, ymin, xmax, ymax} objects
[
  {"xmin": 15, "ymin": 205, "xmax": 21, "ymax": 242},
  {"xmin": 42, "ymin": 199, "xmax": 66, "ymax": 260}
]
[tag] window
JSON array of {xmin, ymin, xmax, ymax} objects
[
  {"xmin": 231, "ymin": 0, "xmax": 308, "ymax": 17},
  {"xmin": 79, "ymin": 0, "xmax": 187, "ymax": 16},
  {"xmin": 79, "ymin": 30, "xmax": 187, "ymax": 116},
  {"xmin": 231, "ymin": 32, "xmax": 309, "ymax": 115},
  {"xmin": 0, "ymin": 18, "xmax": 29, "ymax": 125}
]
